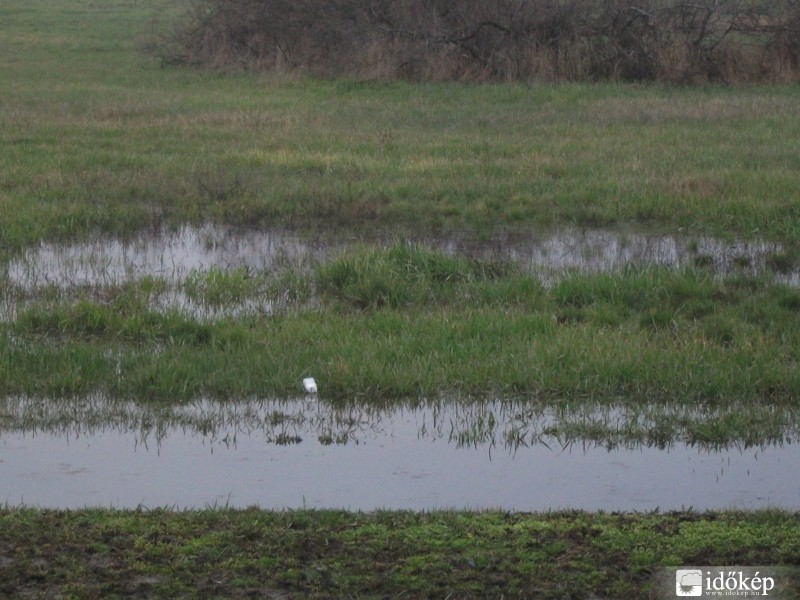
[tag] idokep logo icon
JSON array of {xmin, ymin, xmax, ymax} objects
[
  {"xmin": 675, "ymin": 570, "xmax": 703, "ymax": 597},
  {"xmin": 657, "ymin": 566, "xmax": 794, "ymax": 599}
]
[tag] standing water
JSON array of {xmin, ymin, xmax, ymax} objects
[
  {"xmin": 1, "ymin": 396, "xmax": 797, "ymax": 511},
  {"xmin": 7, "ymin": 225, "xmax": 800, "ymax": 291},
  {"xmin": 2, "ymin": 226, "xmax": 799, "ymax": 510}
]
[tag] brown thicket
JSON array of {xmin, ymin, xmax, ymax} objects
[{"xmin": 161, "ymin": 0, "xmax": 800, "ymax": 82}]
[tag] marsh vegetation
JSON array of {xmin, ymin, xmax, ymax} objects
[
  {"xmin": 4, "ymin": 240, "xmax": 800, "ymax": 404},
  {"xmin": 2, "ymin": 0, "xmax": 800, "ymax": 597}
]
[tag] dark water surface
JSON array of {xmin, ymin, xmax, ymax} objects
[{"xmin": 1, "ymin": 397, "xmax": 797, "ymax": 511}]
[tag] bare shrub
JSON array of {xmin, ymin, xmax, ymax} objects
[{"xmin": 158, "ymin": 0, "xmax": 800, "ymax": 83}]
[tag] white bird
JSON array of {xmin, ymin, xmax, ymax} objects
[{"xmin": 302, "ymin": 377, "xmax": 318, "ymax": 394}]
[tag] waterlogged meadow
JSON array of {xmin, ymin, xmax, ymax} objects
[
  {"xmin": 4, "ymin": 235, "xmax": 800, "ymax": 516},
  {"xmin": 2, "ymin": 0, "xmax": 800, "ymax": 597},
  {"xmin": 4, "ymin": 235, "xmax": 800, "ymax": 405}
]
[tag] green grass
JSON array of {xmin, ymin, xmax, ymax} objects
[
  {"xmin": 5, "ymin": 248, "xmax": 800, "ymax": 410},
  {"xmin": 0, "ymin": 508, "xmax": 798, "ymax": 599},
  {"xmin": 2, "ymin": 1, "xmax": 800, "ymax": 252}
]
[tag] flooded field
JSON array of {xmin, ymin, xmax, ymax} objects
[
  {"xmin": 6, "ymin": 225, "xmax": 798, "ymax": 290},
  {"xmin": 4, "ymin": 224, "xmax": 798, "ymax": 322},
  {"xmin": 3, "ymin": 226, "xmax": 799, "ymax": 511},
  {"xmin": 1, "ymin": 396, "xmax": 798, "ymax": 511}
]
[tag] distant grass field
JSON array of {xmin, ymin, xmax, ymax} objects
[{"xmin": 1, "ymin": 1, "xmax": 800, "ymax": 251}]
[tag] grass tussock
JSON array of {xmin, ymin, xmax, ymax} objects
[
  {"xmin": 161, "ymin": 0, "xmax": 800, "ymax": 83},
  {"xmin": 316, "ymin": 243, "xmax": 511, "ymax": 309}
]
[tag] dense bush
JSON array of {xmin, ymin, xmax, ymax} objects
[{"xmin": 161, "ymin": 0, "xmax": 800, "ymax": 82}]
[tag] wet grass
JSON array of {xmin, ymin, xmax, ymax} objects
[
  {"xmin": 4, "ymin": 246, "xmax": 800, "ymax": 408},
  {"xmin": 2, "ymin": 1, "xmax": 800, "ymax": 252},
  {"xmin": 0, "ymin": 508, "xmax": 798, "ymax": 599}
]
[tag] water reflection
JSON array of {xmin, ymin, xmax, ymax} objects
[
  {"xmin": 1, "ymin": 396, "xmax": 798, "ymax": 510},
  {"xmin": 4, "ymin": 225, "xmax": 798, "ymax": 322},
  {"xmin": 7, "ymin": 225, "xmax": 799, "ymax": 291},
  {"xmin": 2, "ymin": 395, "xmax": 798, "ymax": 452}
]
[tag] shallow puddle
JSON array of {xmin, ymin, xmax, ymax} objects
[
  {"xmin": 1, "ymin": 397, "xmax": 797, "ymax": 511},
  {"xmin": 7, "ymin": 224, "xmax": 798, "ymax": 290},
  {"xmin": 4, "ymin": 225, "xmax": 797, "ymax": 320},
  {"xmin": 6, "ymin": 225, "xmax": 327, "ymax": 289}
]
